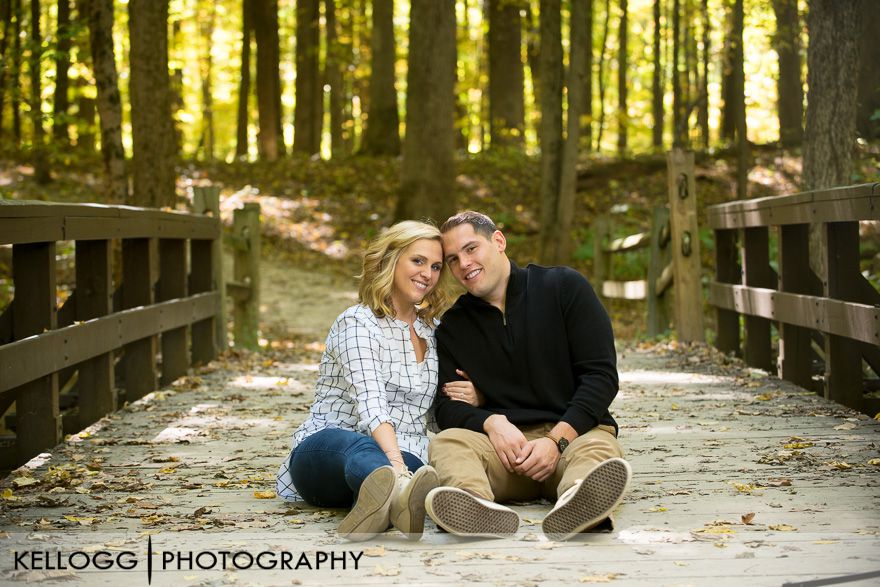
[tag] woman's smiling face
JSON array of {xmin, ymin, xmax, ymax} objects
[{"xmin": 391, "ymin": 238, "xmax": 444, "ymax": 309}]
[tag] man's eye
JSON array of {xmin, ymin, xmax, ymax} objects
[{"xmin": 432, "ymin": 264, "xmax": 442, "ymax": 271}]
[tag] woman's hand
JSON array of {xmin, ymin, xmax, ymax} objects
[{"xmin": 442, "ymin": 369, "xmax": 485, "ymax": 406}]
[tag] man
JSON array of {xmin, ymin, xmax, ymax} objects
[{"xmin": 425, "ymin": 211, "xmax": 631, "ymax": 540}]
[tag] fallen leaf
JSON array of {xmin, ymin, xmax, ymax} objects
[
  {"xmin": 579, "ymin": 574, "xmax": 619, "ymax": 583},
  {"xmin": 769, "ymin": 524, "xmax": 797, "ymax": 532},
  {"xmin": 12, "ymin": 477, "xmax": 39, "ymax": 488},
  {"xmin": 868, "ymin": 459, "xmax": 880, "ymax": 466},
  {"xmin": 253, "ymin": 491, "xmax": 276, "ymax": 499},
  {"xmin": 741, "ymin": 512, "xmax": 756, "ymax": 525},
  {"xmin": 63, "ymin": 516, "xmax": 95, "ymax": 526},
  {"xmin": 363, "ymin": 546, "xmax": 386, "ymax": 557},
  {"xmin": 646, "ymin": 506, "xmax": 668, "ymax": 513},
  {"xmin": 827, "ymin": 461, "xmax": 853, "ymax": 470},
  {"xmin": 833, "ymin": 422, "xmax": 857, "ymax": 431},
  {"xmin": 371, "ymin": 564, "xmax": 400, "ymax": 577},
  {"xmin": 783, "ymin": 442, "xmax": 813, "ymax": 449},
  {"xmin": 813, "ymin": 540, "xmax": 839, "ymax": 544}
]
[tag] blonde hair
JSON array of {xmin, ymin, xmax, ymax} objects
[{"xmin": 358, "ymin": 221, "xmax": 453, "ymax": 323}]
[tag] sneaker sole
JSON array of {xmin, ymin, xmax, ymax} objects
[
  {"xmin": 338, "ymin": 466, "xmax": 396, "ymax": 541},
  {"xmin": 426, "ymin": 489, "xmax": 519, "ymax": 538},
  {"xmin": 397, "ymin": 467, "xmax": 440, "ymax": 538},
  {"xmin": 542, "ymin": 458, "xmax": 632, "ymax": 541}
]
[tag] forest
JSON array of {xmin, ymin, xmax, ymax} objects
[{"xmin": 0, "ymin": 0, "xmax": 878, "ymax": 336}]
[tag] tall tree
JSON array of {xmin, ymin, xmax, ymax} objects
[
  {"xmin": 856, "ymin": 0, "xmax": 880, "ymax": 142},
  {"xmin": 803, "ymin": 1, "xmax": 860, "ymax": 191},
  {"xmin": 617, "ymin": 0, "xmax": 628, "ymax": 155},
  {"xmin": 719, "ymin": 2, "xmax": 736, "ymax": 143},
  {"xmin": 0, "ymin": 0, "xmax": 12, "ymax": 140},
  {"xmin": 547, "ymin": 0, "xmax": 588, "ymax": 264},
  {"xmin": 235, "ymin": 0, "xmax": 252, "ymax": 159},
  {"xmin": 198, "ymin": 0, "xmax": 216, "ymax": 160},
  {"xmin": 253, "ymin": 0, "xmax": 284, "ymax": 160},
  {"xmin": 395, "ymin": 0, "xmax": 456, "ymax": 222},
  {"xmin": 29, "ymin": 0, "xmax": 50, "ymax": 183},
  {"xmin": 580, "ymin": 0, "xmax": 594, "ymax": 151},
  {"xmin": 537, "ymin": 0, "xmax": 563, "ymax": 261},
  {"xmin": 651, "ymin": 0, "xmax": 663, "ymax": 149},
  {"xmin": 88, "ymin": 0, "xmax": 128, "ymax": 201},
  {"xmin": 698, "ymin": 0, "xmax": 710, "ymax": 148},
  {"xmin": 595, "ymin": 0, "xmax": 610, "ymax": 150},
  {"xmin": 12, "ymin": 0, "xmax": 22, "ymax": 143},
  {"xmin": 325, "ymin": 0, "xmax": 345, "ymax": 156},
  {"xmin": 732, "ymin": 0, "xmax": 747, "ymax": 198},
  {"xmin": 294, "ymin": 0, "xmax": 322, "ymax": 155},
  {"xmin": 772, "ymin": 0, "xmax": 803, "ymax": 147},
  {"xmin": 128, "ymin": 0, "xmax": 175, "ymax": 208},
  {"xmin": 52, "ymin": 0, "xmax": 71, "ymax": 143},
  {"xmin": 360, "ymin": 0, "xmax": 399, "ymax": 155},
  {"xmin": 487, "ymin": 0, "xmax": 525, "ymax": 148},
  {"xmin": 671, "ymin": 0, "xmax": 684, "ymax": 146}
]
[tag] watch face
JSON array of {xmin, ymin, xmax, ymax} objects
[{"xmin": 557, "ymin": 438, "xmax": 570, "ymax": 453}]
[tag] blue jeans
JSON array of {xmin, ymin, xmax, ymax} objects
[{"xmin": 288, "ymin": 428, "xmax": 425, "ymax": 508}]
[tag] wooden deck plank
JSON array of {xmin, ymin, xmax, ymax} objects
[{"xmin": 0, "ymin": 346, "xmax": 877, "ymax": 586}]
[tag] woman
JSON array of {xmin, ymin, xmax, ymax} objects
[{"xmin": 276, "ymin": 221, "xmax": 458, "ymax": 541}]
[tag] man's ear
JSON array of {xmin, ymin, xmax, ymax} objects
[{"xmin": 492, "ymin": 230, "xmax": 507, "ymax": 253}]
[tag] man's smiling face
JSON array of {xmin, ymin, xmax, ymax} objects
[{"xmin": 441, "ymin": 223, "xmax": 508, "ymax": 302}]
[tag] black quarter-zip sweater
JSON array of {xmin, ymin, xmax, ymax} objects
[{"xmin": 434, "ymin": 261, "xmax": 619, "ymax": 436}]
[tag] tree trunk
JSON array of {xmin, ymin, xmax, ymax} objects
[
  {"xmin": 803, "ymin": 0, "xmax": 860, "ymax": 191},
  {"xmin": 651, "ymin": 0, "xmax": 663, "ymax": 149},
  {"xmin": 719, "ymin": 1, "xmax": 735, "ymax": 143},
  {"xmin": 88, "ymin": 0, "xmax": 127, "ymax": 201},
  {"xmin": 294, "ymin": 0, "xmax": 323, "ymax": 155},
  {"xmin": 325, "ymin": 0, "xmax": 345, "ymax": 156},
  {"xmin": 29, "ymin": 0, "xmax": 50, "ymax": 183},
  {"xmin": 254, "ymin": 0, "xmax": 284, "ymax": 160},
  {"xmin": 772, "ymin": 0, "xmax": 803, "ymax": 147},
  {"xmin": 0, "ymin": 0, "xmax": 12, "ymax": 140},
  {"xmin": 235, "ymin": 0, "xmax": 252, "ymax": 159},
  {"xmin": 732, "ymin": 0, "xmax": 748, "ymax": 198},
  {"xmin": 537, "ymin": 0, "xmax": 563, "ymax": 261},
  {"xmin": 199, "ymin": 0, "xmax": 215, "ymax": 161},
  {"xmin": 360, "ymin": 0, "xmax": 399, "ymax": 154},
  {"xmin": 617, "ymin": 0, "xmax": 628, "ymax": 156},
  {"xmin": 525, "ymin": 0, "xmax": 540, "ymax": 111},
  {"xmin": 550, "ymin": 0, "xmax": 588, "ymax": 264},
  {"xmin": 52, "ymin": 0, "xmax": 70, "ymax": 143},
  {"xmin": 340, "ymin": 0, "xmax": 355, "ymax": 153},
  {"xmin": 595, "ymin": 0, "xmax": 610, "ymax": 150},
  {"xmin": 671, "ymin": 0, "xmax": 683, "ymax": 147},
  {"xmin": 856, "ymin": 0, "xmax": 879, "ymax": 142},
  {"xmin": 12, "ymin": 0, "xmax": 22, "ymax": 143},
  {"xmin": 128, "ymin": 0, "xmax": 175, "ymax": 208},
  {"xmin": 396, "ymin": 0, "xmax": 456, "ymax": 223},
  {"xmin": 580, "ymin": 0, "xmax": 593, "ymax": 152},
  {"xmin": 488, "ymin": 0, "xmax": 525, "ymax": 148},
  {"xmin": 351, "ymin": 0, "xmax": 370, "ymax": 149},
  {"xmin": 698, "ymin": 0, "xmax": 710, "ymax": 148}
]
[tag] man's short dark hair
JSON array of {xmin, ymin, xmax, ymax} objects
[{"xmin": 440, "ymin": 211, "xmax": 497, "ymax": 239}]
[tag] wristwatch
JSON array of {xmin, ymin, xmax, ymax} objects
[{"xmin": 544, "ymin": 432, "xmax": 569, "ymax": 454}]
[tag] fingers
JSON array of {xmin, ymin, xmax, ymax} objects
[
  {"xmin": 455, "ymin": 369, "xmax": 471, "ymax": 381},
  {"xmin": 514, "ymin": 441, "xmax": 533, "ymax": 465}
]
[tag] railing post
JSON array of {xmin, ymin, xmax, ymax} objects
[
  {"xmin": 593, "ymin": 215, "xmax": 611, "ymax": 299},
  {"xmin": 12, "ymin": 243, "xmax": 61, "ymax": 463},
  {"xmin": 666, "ymin": 149, "xmax": 705, "ymax": 342},
  {"xmin": 122, "ymin": 238, "xmax": 157, "ymax": 402},
  {"xmin": 647, "ymin": 206, "xmax": 671, "ymax": 336},
  {"xmin": 75, "ymin": 239, "xmax": 116, "ymax": 428},
  {"xmin": 158, "ymin": 239, "xmax": 189, "ymax": 385},
  {"xmin": 819, "ymin": 221, "xmax": 862, "ymax": 410},
  {"xmin": 192, "ymin": 185, "xmax": 227, "ymax": 352},
  {"xmin": 232, "ymin": 203, "xmax": 261, "ymax": 350},
  {"xmin": 715, "ymin": 228, "xmax": 741, "ymax": 355},
  {"xmin": 742, "ymin": 227, "xmax": 773, "ymax": 371},
  {"xmin": 778, "ymin": 224, "xmax": 815, "ymax": 390}
]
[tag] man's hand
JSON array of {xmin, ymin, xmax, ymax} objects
[
  {"xmin": 483, "ymin": 414, "xmax": 528, "ymax": 473},
  {"xmin": 514, "ymin": 437, "xmax": 560, "ymax": 482}
]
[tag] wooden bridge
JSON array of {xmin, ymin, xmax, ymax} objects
[{"xmin": 0, "ymin": 178, "xmax": 878, "ymax": 585}]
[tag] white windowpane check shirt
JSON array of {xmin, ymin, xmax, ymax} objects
[{"xmin": 276, "ymin": 304, "xmax": 438, "ymax": 501}]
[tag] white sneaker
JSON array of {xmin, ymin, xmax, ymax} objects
[
  {"xmin": 338, "ymin": 466, "xmax": 396, "ymax": 541},
  {"xmin": 425, "ymin": 486, "xmax": 520, "ymax": 538},
  {"xmin": 542, "ymin": 457, "xmax": 632, "ymax": 541},
  {"xmin": 389, "ymin": 465, "xmax": 439, "ymax": 539}
]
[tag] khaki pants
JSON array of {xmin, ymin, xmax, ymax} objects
[{"xmin": 428, "ymin": 423, "xmax": 623, "ymax": 503}]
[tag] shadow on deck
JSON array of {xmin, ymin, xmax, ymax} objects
[{"xmin": 0, "ymin": 344, "xmax": 878, "ymax": 586}]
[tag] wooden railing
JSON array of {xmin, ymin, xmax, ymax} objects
[
  {"xmin": 0, "ymin": 200, "xmax": 222, "ymax": 468},
  {"xmin": 593, "ymin": 150, "xmax": 705, "ymax": 341},
  {"xmin": 706, "ymin": 183, "xmax": 880, "ymax": 414}
]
